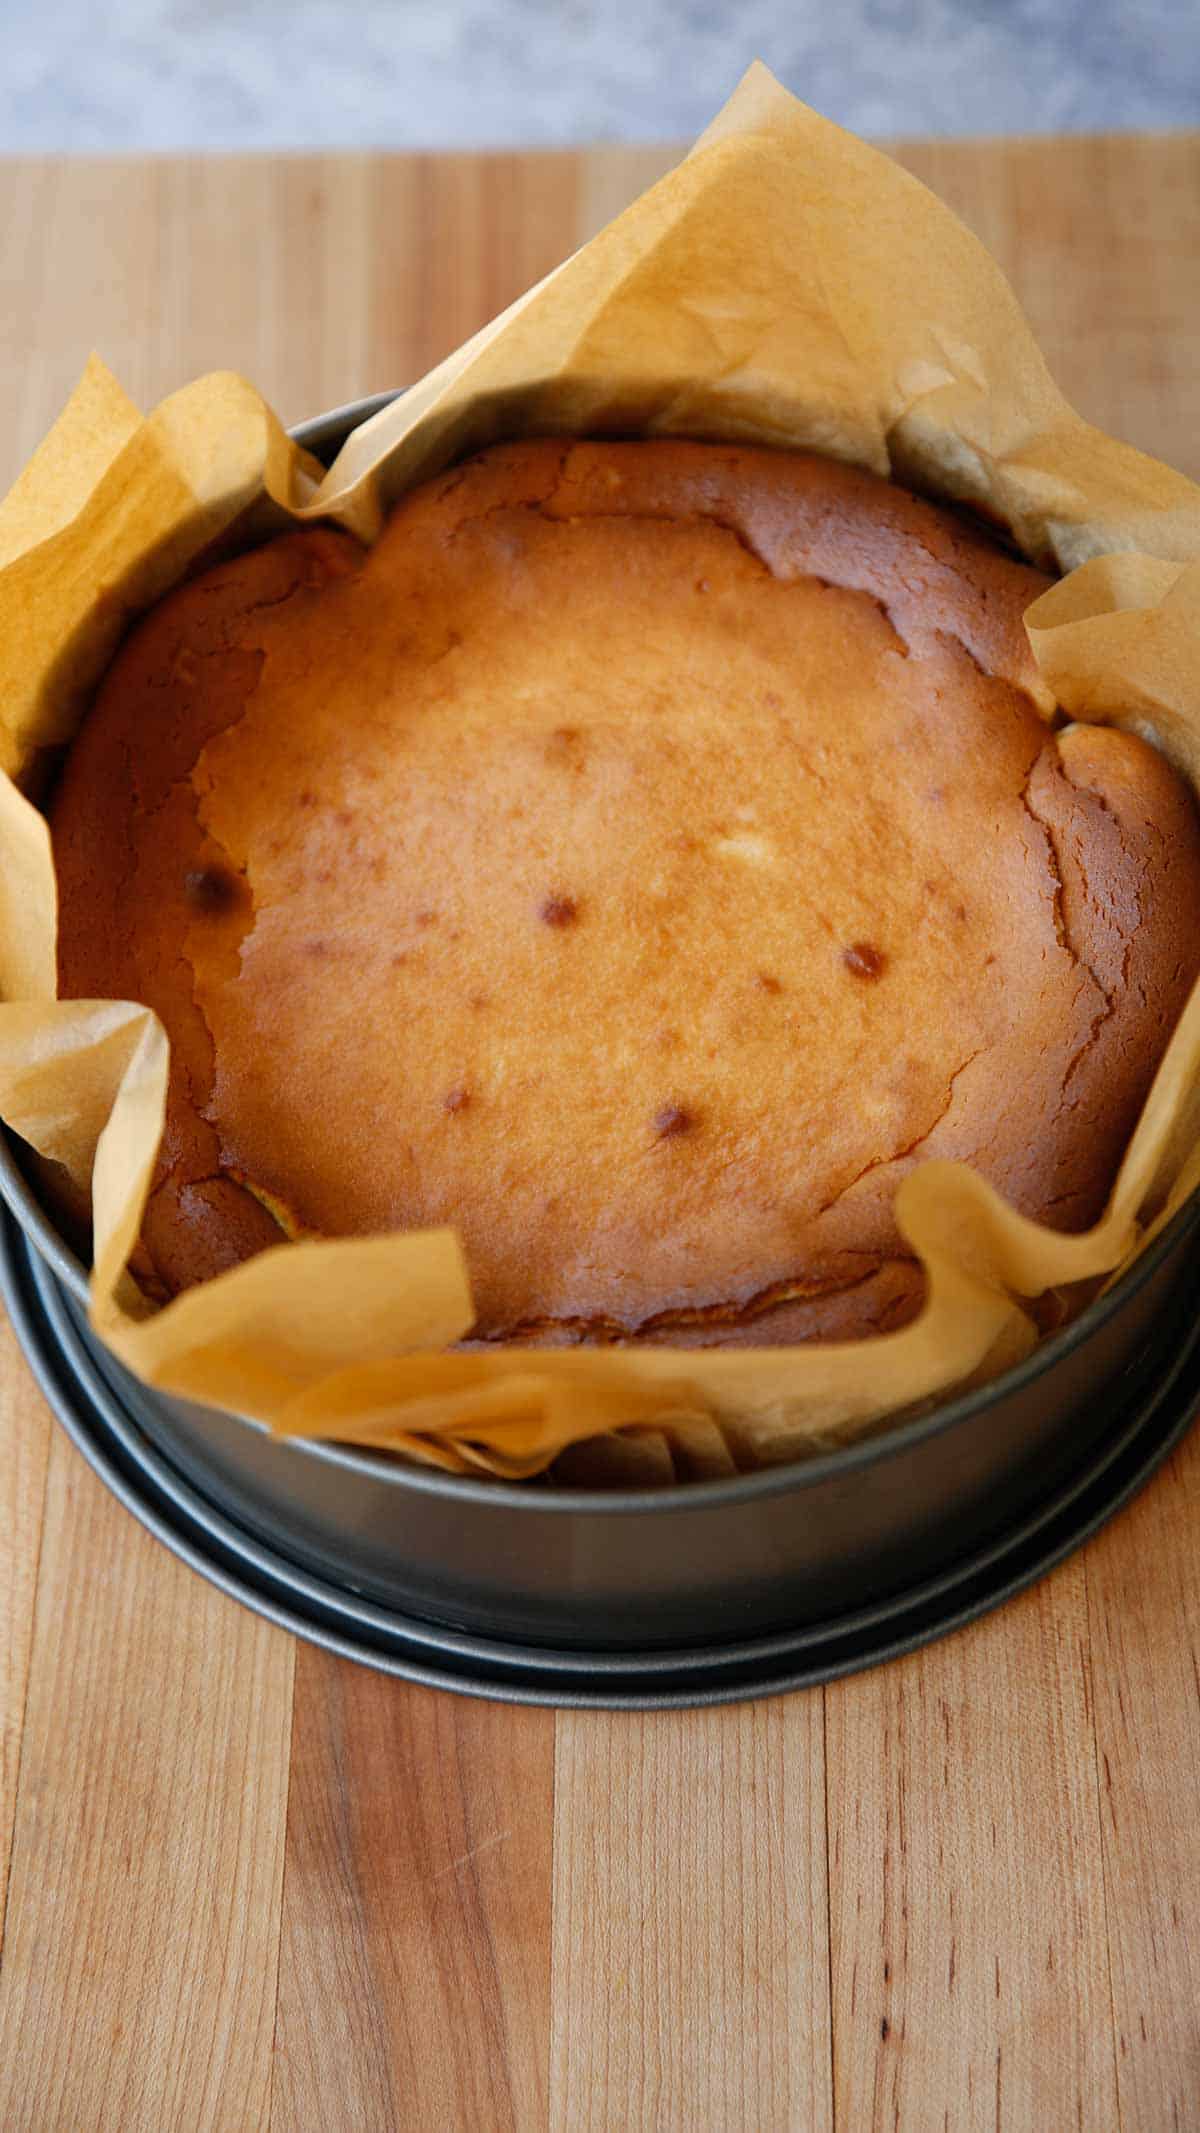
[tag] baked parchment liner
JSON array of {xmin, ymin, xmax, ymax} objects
[{"xmin": 0, "ymin": 63, "xmax": 1198, "ymax": 1483}]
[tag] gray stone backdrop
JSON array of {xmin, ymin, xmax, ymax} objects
[{"xmin": 0, "ymin": 0, "xmax": 1193, "ymax": 149}]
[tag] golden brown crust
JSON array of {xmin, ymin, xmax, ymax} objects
[{"xmin": 49, "ymin": 441, "xmax": 1200, "ymax": 1342}]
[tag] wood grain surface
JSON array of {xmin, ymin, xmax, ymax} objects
[{"xmin": 0, "ymin": 132, "xmax": 1197, "ymax": 2133}]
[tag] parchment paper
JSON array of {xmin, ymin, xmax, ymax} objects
[{"xmin": 0, "ymin": 63, "xmax": 1198, "ymax": 1481}]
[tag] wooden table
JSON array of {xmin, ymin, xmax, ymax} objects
[{"xmin": 0, "ymin": 133, "xmax": 1198, "ymax": 2133}]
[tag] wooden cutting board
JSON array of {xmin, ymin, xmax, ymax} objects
[{"xmin": 0, "ymin": 132, "xmax": 1198, "ymax": 2133}]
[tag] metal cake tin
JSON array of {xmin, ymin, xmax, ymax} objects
[{"xmin": 0, "ymin": 390, "xmax": 1195, "ymax": 1705}]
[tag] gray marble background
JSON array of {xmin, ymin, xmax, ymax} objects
[{"xmin": 0, "ymin": 1, "xmax": 1194, "ymax": 150}]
